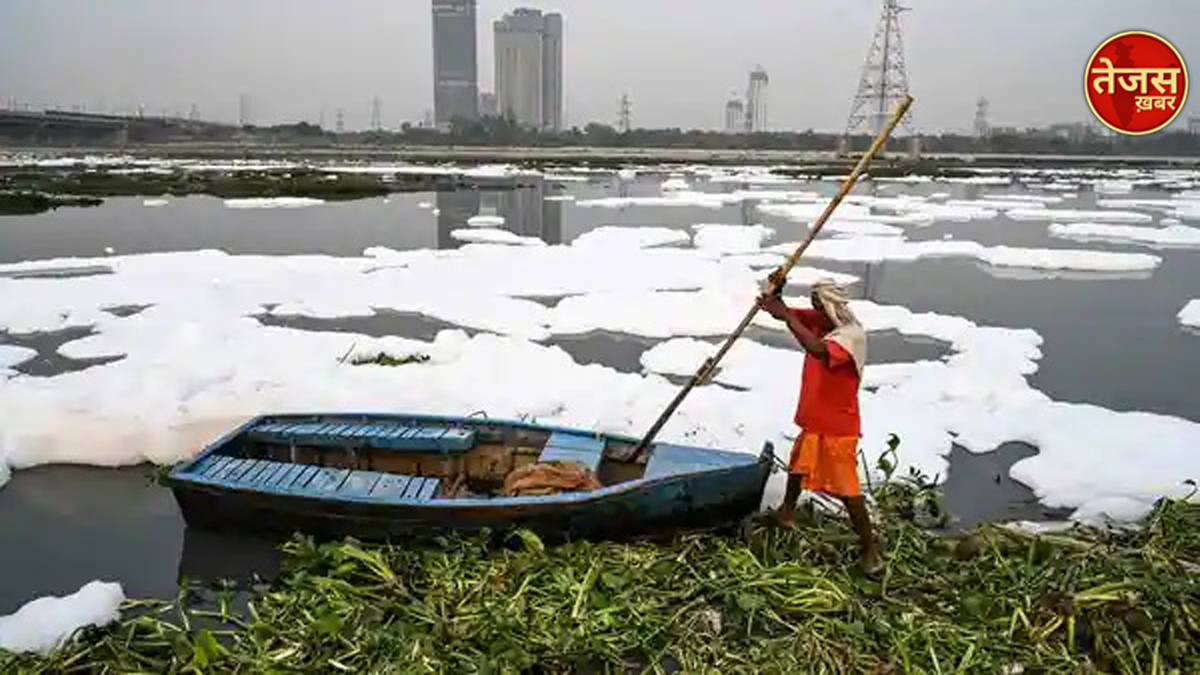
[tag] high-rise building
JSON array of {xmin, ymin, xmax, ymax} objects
[
  {"xmin": 432, "ymin": 0, "xmax": 479, "ymax": 128},
  {"xmin": 725, "ymin": 97, "xmax": 746, "ymax": 133},
  {"xmin": 745, "ymin": 67, "xmax": 769, "ymax": 133},
  {"xmin": 494, "ymin": 8, "xmax": 563, "ymax": 131}
]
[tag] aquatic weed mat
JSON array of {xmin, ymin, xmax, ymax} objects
[{"xmin": 4, "ymin": 497, "xmax": 1199, "ymax": 673}]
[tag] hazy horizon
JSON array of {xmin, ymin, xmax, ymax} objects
[{"xmin": 1, "ymin": 0, "xmax": 1196, "ymax": 133}]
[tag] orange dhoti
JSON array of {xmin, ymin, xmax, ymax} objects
[{"xmin": 788, "ymin": 432, "xmax": 862, "ymax": 498}]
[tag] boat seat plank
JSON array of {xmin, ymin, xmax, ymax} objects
[
  {"xmin": 540, "ymin": 433, "xmax": 605, "ymax": 473},
  {"xmin": 546, "ymin": 432, "xmax": 607, "ymax": 452},
  {"xmin": 643, "ymin": 444, "xmax": 756, "ymax": 481}
]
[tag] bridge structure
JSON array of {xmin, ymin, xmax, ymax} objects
[{"xmin": 0, "ymin": 108, "xmax": 237, "ymax": 146}]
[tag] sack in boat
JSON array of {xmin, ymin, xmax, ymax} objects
[{"xmin": 503, "ymin": 461, "xmax": 602, "ymax": 497}]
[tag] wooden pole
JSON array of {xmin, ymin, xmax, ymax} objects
[{"xmin": 632, "ymin": 95, "xmax": 914, "ymax": 457}]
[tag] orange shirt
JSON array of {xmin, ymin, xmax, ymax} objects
[{"xmin": 790, "ymin": 309, "xmax": 862, "ymax": 437}]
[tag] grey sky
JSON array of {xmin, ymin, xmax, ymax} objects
[{"xmin": 1, "ymin": 0, "xmax": 1196, "ymax": 133}]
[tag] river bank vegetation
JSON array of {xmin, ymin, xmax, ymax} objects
[{"xmin": 3, "ymin": 461, "xmax": 1197, "ymax": 673}]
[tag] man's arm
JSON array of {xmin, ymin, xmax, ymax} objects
[
  {"xmin": 757, "ymin": 295, "xmax": 829, "ymax": 363},
  {"xmin": 781, "ymin": 312, "xmax": 829, "ymax": 363}
]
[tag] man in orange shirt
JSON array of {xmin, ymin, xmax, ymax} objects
[{"xmin": 757, "ymin": 276, "xmax": 882, "ymax": 573}]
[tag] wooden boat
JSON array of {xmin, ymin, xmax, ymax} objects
[{"xmin": 167, "ymin": 413, "xmax": 774, "ymax": 542}]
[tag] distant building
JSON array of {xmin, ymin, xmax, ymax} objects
[
  {"xmin": 478, "ymin": 91, "xmax": 498, "ymax": 118},
  {"xmin": 1189, "ymin": 114, "xmax": 1200, "ymax": 135},
  {"xmin": 432, "ymin": 0, "xmax": 479, "ymax": 128},
  {"xmin": 494, "ymin": 8, "xmax": 564, "ymax": 131},
  {"xmin": 973, "ymin": 97, "xmax": 990, "ymax": 139},
  {"xmin": 725, "ymin": 98, "xmax": 745, "ymax": 133},
  {"xmin": 745, "ymin": 67, "xmax": 769, "ymax": 133}
]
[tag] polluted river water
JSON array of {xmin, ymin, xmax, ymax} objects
[{"xmin": 1, "ymin": 163, "xmax": 1199, "ymax": 614}]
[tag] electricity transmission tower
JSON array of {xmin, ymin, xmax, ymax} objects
[
  {"xmin": 239, "ymin": 93, "xmax": 251, "ymax": 127},
  {"xmin": 843, "ymin": 0, "xmax": 914, "ymax": 144},
  {"xmin": 618, "ymin": 93, "xmax": 632, "ymax": 133},
  {"xmin": 336, "ymin": 108, "xmax": 345, "ymax": 134}
]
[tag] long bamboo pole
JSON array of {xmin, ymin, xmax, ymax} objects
[{"xmin": 632, "ymin": 95, "xmax": 915, "ymax": 457}]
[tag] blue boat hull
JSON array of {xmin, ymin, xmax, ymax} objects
[{"xmin": 167, "ymin": 413, "xmax": 774, "ymax": 542}]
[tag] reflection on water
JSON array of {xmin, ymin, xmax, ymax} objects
[{"xmin": 438, "ymin": 177, "xmax": 564, "ymax": 248}]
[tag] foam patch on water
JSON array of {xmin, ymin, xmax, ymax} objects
[
  {"xmin": 691, "ymin": 224, "xmax": 775, "ymax": 254},
  {"xmin": 142, "ymin": 198, "xmax": 169, "ymax": 207},
  {"xmin": 451, "ymin": 228, "xmax": 545, "ymax": 247},
  {"xmin": 575, "ymin": 192, "xmax": 736, "ymax": 209},
  {"xmin": 466, "ymin": 214, "xmax": 506, "ymax": 228},
  {"xmin": 1050, "ymin": 222, "xmax": 1200, "ymax": 248},
  {"xmin": 0, "ymin": 345, "xmax": 35, "ymax": 372},
  {"xmin": 767, "ymin": 238, "xmax": 1161, "ymax": 272},
  {"xmin": 662, "ymin": 177, "xmax": 690, "ymax": 191},
  {"xmin": 981, "ymin": 193, "xmax": 1066, "ymax": 205},
  {"xmin": 0, "ymin": 580, "xmax": 124, "ymax": 654},
  {"xmin": 1180, "ymin": 300, "xmax": 1200, "ymax": 329},
  {"xmin": 1006, "ymin": 208, "xmax": 1153, "ymax": 224},
  {"xmin": 224, "ymin": 197, "xmax": 324, "ymax": 209},
  {"xmin": 571, "ymin": 226, "xmax": 690, "ymax": 250}
]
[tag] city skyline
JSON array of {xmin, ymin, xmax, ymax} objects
[{"xmin": 1, "ymin": 0, "xmax": 1197, "ymax": 133}]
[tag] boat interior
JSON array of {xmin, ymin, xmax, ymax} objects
[{"xmin": 182, "ymin": 415, "xmax": 679, "ymax": 502}]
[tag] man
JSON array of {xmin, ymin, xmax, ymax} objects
[{"xmin": 757, "ymin": 275, "xmax": 882, "ymax": 573}]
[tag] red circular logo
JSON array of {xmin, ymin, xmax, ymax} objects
[{"xmin": 1085, "ymin": 31, "xmax": 1188, "ymax": 135}]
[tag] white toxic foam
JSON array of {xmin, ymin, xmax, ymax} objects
[
  {"xmin": 450, "ymin": 228, "xmax": 545, "ymax": 247},
  {"xmin": 661, "ymin": 177, "xmax": 690, "ymax": 191},
  {"xmin": 691, "ymin": 224, "xmax": 775, "ymax": 254},
  {"xmin": 1180, "ymin": 300, "xmax": 1200, "ymax": 329},
  {"xmin": 767, "ymin": 237, "xmax": 1161, "ymax": 272},
  {"xmin": 0, "ymin": 581, "xmax": 125, "ymax": 655},
  {"xmin": 466, "ymin": 214, "xmax": 506, "ymax": 228},
  {"xmin": 1006, "ymin": 208, "xmax": 1153, "ymax": 224},
  {"xmin": 571, "ymin": 226, "xmax": 690, "ymax": 250},
  {"xmin": 224, "ymin": 197, "xmax": 324, "ymax": 209},
  {"xmin": 142, "ymin": 198, "xmax": 169, "ymax": 208},
  {"xmin": 574, "ymin": 192, "xmax": 736, "ymax": 209},
  {"xmin": 1049, "ymin": 222, "xmax": 1200, "ymax": 248}
]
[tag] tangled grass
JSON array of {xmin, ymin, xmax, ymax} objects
[{"xmin": 4, "ymin": 466, "xmax": 1199, "ymax": 673}]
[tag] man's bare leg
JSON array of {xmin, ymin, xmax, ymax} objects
[
  {"xmin": 841, "ymin": 495, "xmax": 883, "ymax": 572},
  {"xmin": 775, "ymin": 474, "xmax": 804, "ymax": 527}
]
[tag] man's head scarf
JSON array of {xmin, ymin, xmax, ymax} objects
[{"xmin": 812, "ymin": 278, "xmax": 867, "ymax": 379}]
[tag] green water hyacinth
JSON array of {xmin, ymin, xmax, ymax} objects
[{"xmin": 4, "ymin": 472, "xmax": 1198, "ymax": 673}]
